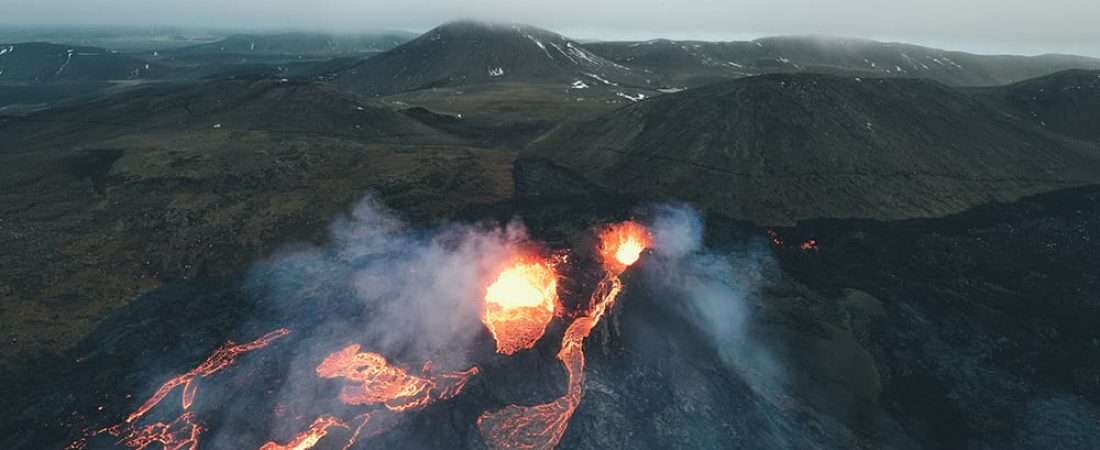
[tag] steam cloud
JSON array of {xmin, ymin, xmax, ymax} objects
[
  {"xmin": 637, "ymin": 204, "xmax": 803, "ymax": 446},
  {"xmin": 251, "ymin": 195, "xmax": 532, "ymax": 369},
  {"xmin": 212, "ymin": 195, "xmax": 537, "ymax": 445},
  {"xmin": 643, "ymin": 204, "xmax": 783, "ymax": 395}
]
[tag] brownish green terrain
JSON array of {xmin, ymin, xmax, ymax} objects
[{"xmin": 0, "ymin": 78, "xmax": 514, "ymax": 372}]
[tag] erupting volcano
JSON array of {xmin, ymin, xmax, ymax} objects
[
  {"xmin": 69, "ymin": 220, "xmax": 653, "ymax": 450},
  {"xmin": 477, "ymin": 221, "xmax": 651, "ymax": 450},
  {"xmin": 482, "ymin": 257, "xmax": 559, "ymax": 355}
]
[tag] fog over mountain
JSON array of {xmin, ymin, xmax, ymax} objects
[{"xmin": 2, "ymin": 0, "xmax": 1099, "ymax": 56}]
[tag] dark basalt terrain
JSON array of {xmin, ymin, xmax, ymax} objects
[
  {"xmin": 2, "ymin": 184, "xmax": 1098, "ymax": 449},
  {"xmin": 526, "ymin": 72, "xmax": 1100, "ymax": 225}
]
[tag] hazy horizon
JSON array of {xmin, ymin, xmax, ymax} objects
[{"xmin": 0, "ymin": 0, "xmax": 1098, "ymax": 57}]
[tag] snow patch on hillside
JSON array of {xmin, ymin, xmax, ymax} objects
[
  {"xmin": 55, "ymin": 49, "xmax": 75, "ymax": 76},
  {"xmin": 519, "ymin": 30, "xmax": 553, "ymax": 60},
  {"xmin": 585, "ymin": 72, "xmax": 618, "ymax": 86}
]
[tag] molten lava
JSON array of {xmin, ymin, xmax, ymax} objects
[
  {"xmin": 258, "ymin": 416, "xmax": 347, "ymax": 450},
  {"xmin": 316, "ymin": 344, "xmax": 479, "ymax": 412},
  {"xmin": 482, "ymin": 258, "xmax": 558, "ymax": 355},
  {"xmin": 72, "ymin": 221, "xmax": 657, "ymax": 450},
  {"xmin": 69, "ymin": 329, "xmax": 290, "ymax": 450},
  {"xmin": 767, "ymin": 230, "xmax": 783, "ymax": 246},
  {"xmin": 599, "ymin": 221, "xmax": 652, "ymax": 272},
  {"xmin": 478, "ymin": 221, "xmax": 648, "ymax": 450},
  {"xmin": 127, "ymin": 328, "xmax": 290, "ymax": 423},
  {"xmin": 112, "ymin": 412, "xmax": 203, "ymax": 450}
]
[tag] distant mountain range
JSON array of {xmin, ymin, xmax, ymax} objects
[
  {"xmin": 145, "ymin": 31, "xmax": 418, "ymax": 68},
  {"xmin": 0, "ymin": 43, "xmax": 169, "ymax": 83},
  {"xmin": 5, "ymin": 20, "xmax": 1100, "ymax": 110},
  {"xmin": 587, "ymin": 36, "xmax": 1100, "ymax": 87},
  {"xmin": 162, "ymin": 32, "xmax": 416, "ymax": 56},
  {"xmin": 0, "ymin": 32, "xmax": 419, "ymax": 86},
  {"xmin": 310, "ymin": 21, "xmax": 1100, "ymax": 97}
]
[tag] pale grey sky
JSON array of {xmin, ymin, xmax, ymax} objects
[{"xmin": 2, "ymin": 0, "xmax": 1099, "ymax": 56}]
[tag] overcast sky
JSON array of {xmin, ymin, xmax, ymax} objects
[{"xmin": 3, "ymin": 0, "xmax": 1099, "ymax": 56}]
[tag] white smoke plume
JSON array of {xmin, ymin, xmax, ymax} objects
[
  {"xmin": 642, "ymin": 204, "xmax": 787, "ymax": 406},
  {"xmin": 252, "ymin": 194, "xmax": 535, "ymax": 369}
]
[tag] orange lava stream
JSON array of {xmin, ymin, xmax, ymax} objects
[
  {"xmin": 275, "ymin": 346, "xmax": 480, "ymax": 449},
  {"xmin": 316, "ymin": 344, "xmax": 480, "ymax": 412},
  {"xmin": 71, "ymin": 222, "xmax": 652, "ymax": 450},
  {"xmin": 482, "ymin": 258, "xmax": 559, "ymax": 355},
  {"xmin": 477, "ymin": 222, "xmax": 648, "ymax": 450},
  {"xmin": 112, "ymin": 412, "xmax": 203, "ymax": 450},
  {"xmin": 339, "ymin": 413, "xmax": 377, "ymax": 450},
  {"xmin": 68, "ymin": 329, "xmax": 289, "ymax": 450},
  {"xmin": 127, "ymin": 328, "xmax": 290, "ymax": 423},
  {"xmin": 258, "ymin": 416, "xmax": 348, "ymax": 450}
]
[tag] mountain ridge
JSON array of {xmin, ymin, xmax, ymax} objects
[
  {"xmin": 524, "ymin": 72, "xmax": 1100, "ymax": 224},
  {"xmin": 315, "ymin": 20, "xmax": 654, "ymax": 96},
  {"xmin": 585, "ymin": 35, "xmax": 1100, "ymax": 87}
]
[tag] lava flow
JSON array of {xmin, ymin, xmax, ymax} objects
[
  {"xmin": 316, "ymin": 344, "xmax": 480, "ymax": 412},
  {"xmin": 70, "ymin": 221, "xmax": 653, "ymax": 450},
  {"xmin": 69, "ymin": 329, "xmax": 288, "ymax": 450},
  {"xmin": 258, "ymin": 416, "xmax": 347, "ymax": 450},
  {"xmin": 112, "ymin": 412, "xmax": 203, "ymax": 450},
  {"xmin": 266, "ymin": 346, "xmax": 480, "ymax": 449},
  {"xmin": 482, "ymin": 257, "xmax": 559, "ymax": 355},
  {"xmin": 127, "ymin": 328, "xmax": 290, "ymax": 423},
  {"xmin": 477, "ymin": 221, "xmax": 650, "ymax": 450}
]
